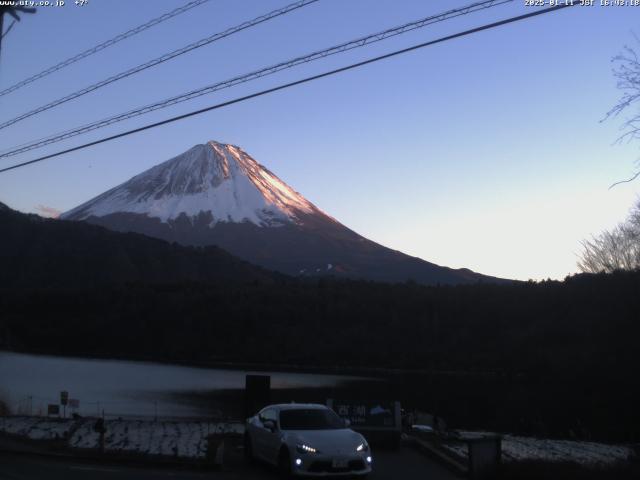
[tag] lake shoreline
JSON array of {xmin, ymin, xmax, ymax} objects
[
  {"xmin": 0, "ymin": 350, "xmax": 376, "ymax": 420},
  {"xmin": 0, "ymin": 347, "xmax": 505, "ymax": 379}
]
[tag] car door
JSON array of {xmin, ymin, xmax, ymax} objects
[
  {"xmin": 253, "ymin": 408, "xmax": 279, "ymax": 463},
  {"xmin": 247, "ymin": 415, "xmax": 267, "ymax": 461},
  {"xmin": 262, "ymin": 408, "xmax": 282, "ymax": 463}
]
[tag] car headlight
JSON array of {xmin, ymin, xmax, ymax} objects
[
  {"xmin": 356, "ymin": 442, "xmax": 369, "ymax": 452},
  {"xmin": 296, "ymin": 444, "xmax": 319, "ymax": 454}
]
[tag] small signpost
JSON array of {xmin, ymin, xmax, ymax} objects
[
  {"xmin": 60, "ymin": 390, "xmax": 69, "ymax": 418},
  {"xmin": 69, "ymin": 398, "xmax": 80, "ymax": 410},
  {"xmin": 47, "ymin": 404, "xmax": 60, "ymax": 416},
  {"xmin": 94, "ymin": 418, "xmax": 107, "ymax": 452}
]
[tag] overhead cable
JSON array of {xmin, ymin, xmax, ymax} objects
[
  {"xmin": 0, "ymin": 0, "xmax": 212, "ymax": 98},
  {"xmin": 0, "ymin": 3, "xmax": 577, "ymax": 175},
  {"xmin": 0, "ymin": 0, "xmax": 513, "ymax": 157}
]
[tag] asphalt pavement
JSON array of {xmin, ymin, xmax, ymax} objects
[{"xmin": 0, "ymin": 447, "xmax": 460, "ymax": 480}]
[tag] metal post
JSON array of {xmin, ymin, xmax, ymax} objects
[
  {"xmin": 0, "ymin": 11, "xmax": 4, "ymax": 63},
  {"xmin": 0, "ymin": 6, "xmax": 37, "ymax": 67}
]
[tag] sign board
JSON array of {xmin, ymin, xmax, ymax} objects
[
  {"xmin": 327, "ymin": 399, "xmax": 401, "ymax": 430},
  {"xmin": 245, "ymin": 375, "xmax": 271, "ymax": 418},
  {"xmin": 60, "ymin": 391, "xmax": 69, "ymax": 406},
  {"xmin": 68, "ymin": 399, "xmax": 80, "ymax": 409},
  {"xmin": 47, "ymin": 404, "xmax": 60, "ymax": 416},
  {"xmin": 468, "ymin": 435, "xmax": 502, "ymax": 479}
]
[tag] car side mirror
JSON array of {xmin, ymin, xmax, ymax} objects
[
  {"xmin": 263, "ymin": 419, "xmax": 276, "ymax": 431},
  {"xmin": 344, "ymin": 419, "xmax": 351, "ymax": 428}
]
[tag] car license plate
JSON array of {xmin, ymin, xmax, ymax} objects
[{"xmin": 332, "ymin": 458, "xmax": 348, "ymax": 468}]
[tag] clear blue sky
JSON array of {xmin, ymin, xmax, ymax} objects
[{"xmin": 0, "ymin": 0, "xmax": 638, "ymax": 281}]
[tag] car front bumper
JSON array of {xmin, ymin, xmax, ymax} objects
[{"xmin": 291, "ymin": 453, "xmax": 372, "ymax": 477}]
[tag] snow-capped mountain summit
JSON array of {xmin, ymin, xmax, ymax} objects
[
  {"xmin": 62, "ymin": 141, "xmax": 501, "ymax": 285},
  {"xmin": 62, "ymin": 141, "xmax": 328, "ymax": 227}
]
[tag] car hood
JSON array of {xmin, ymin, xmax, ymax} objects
[{"xmin": 283, "ymin": 429, "xmax": 365, "ymax": 454}]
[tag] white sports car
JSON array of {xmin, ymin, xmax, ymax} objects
[{"xmin": 244, "ymin": 403, "xmax": 373, "ymax": 477}]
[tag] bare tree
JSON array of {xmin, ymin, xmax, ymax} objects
[
  {"xmin": 578, "ymin": 40, "xmax": 640, "ymax": 273},
  {"xmin": 578, "ymin": 199, "xmax": 640, "ymax": 273},
  {"xmin": 606, "ymin": 40, "xmax": 640, "ymax": 188}
]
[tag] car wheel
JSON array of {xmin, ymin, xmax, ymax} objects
[{"xmin": 278, "ymin": 447, "xmax": 292, "ymax": 478}]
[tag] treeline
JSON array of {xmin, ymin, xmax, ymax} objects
[
  {"xmin": 3, "ymin": 272, "xmax": 637, "ymax": 376},
  {"xmin": 2, "ymin": 204, "xmax": 639, "ymax": 440},
  {"xmin": 0, "ymin": 205, "xmax": 277, "ymax": 288},
  {"xmin": 1, "ymin": 271, "xmax": 639, "ymax": 440}
]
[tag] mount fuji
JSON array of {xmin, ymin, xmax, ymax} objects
[{"xmin": 61, "ymin": 141, "xmax": 498, "ymax": 285}]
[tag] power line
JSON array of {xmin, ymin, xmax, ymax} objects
[
  {"xmin": 0, "ymin": 0, "xmax": 319, "ymax": 131},
  {"xmin": 0, "ymin": 3, "xmax": 577, "ymax": 175},
  {"xmin": 0, "ymin": 0, "xmax": 211, "ymax": 98},
  {"xmin": 0, "ymin": 0, "xmax": 514, "ymax": 158}
]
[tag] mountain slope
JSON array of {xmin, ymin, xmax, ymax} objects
[
  {"xmin": 62, "ymin": 142, "xmax": 325, "ymax": 227},
  {"xmin": 0, "ymin": 203, "xmax": 277, "ymax": 288},
  {"xmin": 62, "ymin": 141, "xmax": 502, "ymax": 285}
]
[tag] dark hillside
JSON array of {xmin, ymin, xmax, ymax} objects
[
  {"xmin": 0, "ymin": 205, "xmax": 277, "ymax": 288},
  {"xmin": 1, "ymin": 204, "xmax": 639, "ymax": 441}
]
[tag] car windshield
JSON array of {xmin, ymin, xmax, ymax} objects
[{"xmin": 279, "ymin": 408, "xmax": 344, "ymax": 430}]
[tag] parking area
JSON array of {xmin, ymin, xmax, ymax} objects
[
  {"xmin": 0, "ymin": 444, "xmax": 460, "ymax": 480},
  {"xmin": 219, "ymin": 436, "xmax": 460, "ymax": 480}
]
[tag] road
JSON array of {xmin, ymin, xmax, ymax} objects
[{"xmin": 0, "ymin": 447, "xmax": 460, "ymax": 479}]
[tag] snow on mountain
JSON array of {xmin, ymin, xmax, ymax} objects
[
  {"xmin": 61, "ymin": 141, "xmax": 325, "ymax": 227},
  {"xmin": 61, "ymin": 140, "xmax": 502, "ymax": 285}
]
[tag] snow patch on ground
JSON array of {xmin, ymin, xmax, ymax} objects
[
  {"xmin": 0, "ymin": 416, "xmax": 74, "ymax": 440},
  {"xmin": 500, "ymin": 436, "xmax": 633, "ymax": 465},
  {"xmin": 441, "ymin": 431, "xmax": 634, "ymax": 466},
  {"xmin": 0, "ymin": 416, "xmax": 244, "ymax": 459}
]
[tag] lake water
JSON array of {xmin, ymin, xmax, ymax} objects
[{"xmin": 0, "ymin": 351, "xmax": 370, "ymax": 419}]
